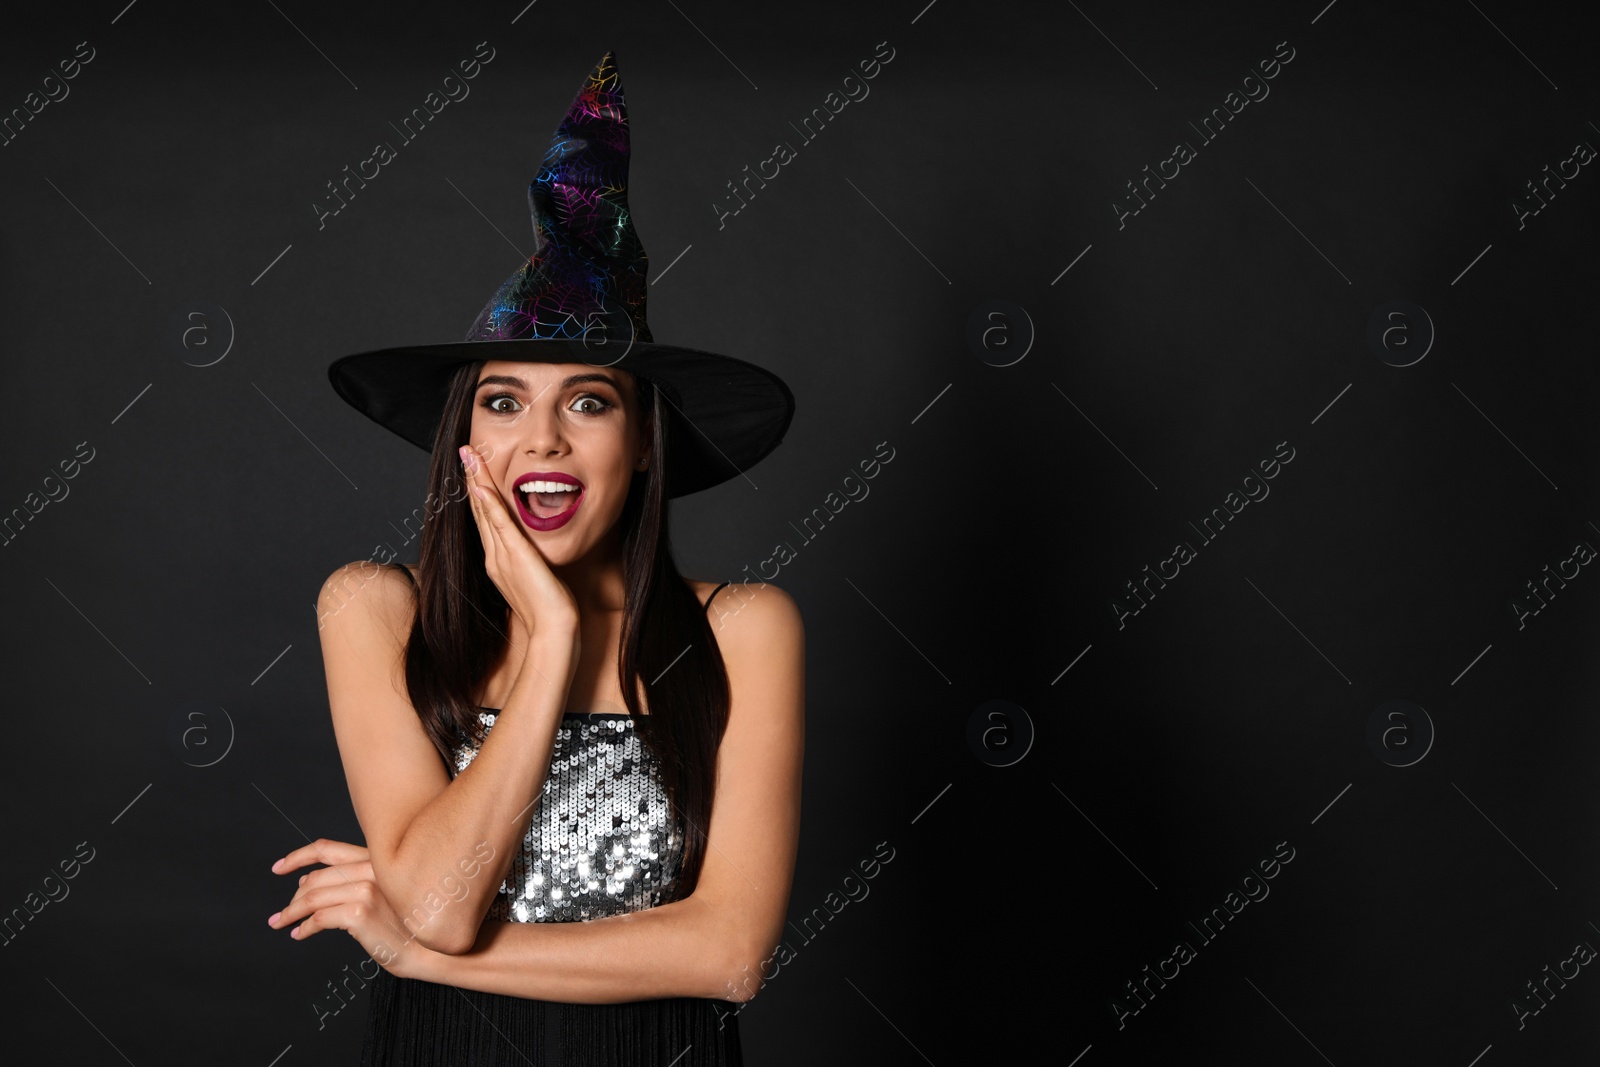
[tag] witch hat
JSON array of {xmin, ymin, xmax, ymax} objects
[{"xmin": 327, "ymin": 51, "xmax": 794, "ymax": 498}]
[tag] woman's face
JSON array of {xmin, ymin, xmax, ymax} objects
[{"xmin": 466, "ymin": 359, "xmax": 648, "ymax": 565}]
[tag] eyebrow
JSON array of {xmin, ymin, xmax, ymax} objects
[{"xmin": 475, "ymin": 372, "xmax": 621, "ymax": 393}]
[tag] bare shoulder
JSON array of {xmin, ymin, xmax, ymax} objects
[
  {"xmin": 315, "ymin": 559, "xmax": 417, "ymax": 642},
  {"xmin": 703, "ymin": 581, "xmax": 803, "ymax": 660}
]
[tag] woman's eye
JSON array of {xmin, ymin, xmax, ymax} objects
[
  {"xmin": 481, "ymin": 392, "xmax": 611, "ymax": 416},
  {"xmin": 571, "ymin": 394, "xmax": 614, "ymax": 416}
]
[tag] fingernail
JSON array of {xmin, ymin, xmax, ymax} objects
[
  {"xmin": 268, "ymin": 911, "xmax": 281, "ymax": 925},
  {"xmin": 290, "ymin": 926, "xmax": 302, "ymax": 939},
  {"xmin": 271, "ymin": 858, "xmax": 282, "ymax": 872}
]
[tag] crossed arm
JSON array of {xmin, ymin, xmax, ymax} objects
[
  {"xmin": 406, "ymin": 581, "xmax": 805, "ymax": 1004},
  {"xmin": 402, "ymin": 847, "xmax": 774, "ymax": 1003},
  {"xmin": 279, "ymin": 571, "xmax": 804, "ymax": 1004}
]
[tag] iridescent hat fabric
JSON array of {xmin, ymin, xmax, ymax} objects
[{"xmin": 327, "ymin": 51, "xmax": 794, "ymax": 498}]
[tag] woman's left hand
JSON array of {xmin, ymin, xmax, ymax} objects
[{"xmin": 268, "ymin": 838, "xmax": 419, "ymax": 977}]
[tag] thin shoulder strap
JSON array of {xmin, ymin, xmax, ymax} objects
[
  {"xmin": 705, "ymin": 581, "xmax": 731, "ymax": 612},
  {"xmin": 393, "ymin": 563, "xmax": 417, "ymax": 586}
]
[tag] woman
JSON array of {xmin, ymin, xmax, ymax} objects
[{"xmin": 266, "ymin": 52, "xmax": 803, "ymax": 1065}]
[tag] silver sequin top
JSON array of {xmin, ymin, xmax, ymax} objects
[{"xmin": 452, "ymin": 710, "xmax": 684, "ymax": 923}]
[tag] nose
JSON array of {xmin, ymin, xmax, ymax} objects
[{"xmin": 511, "ymin": 389, "xmax": 569, "ymax": 457}]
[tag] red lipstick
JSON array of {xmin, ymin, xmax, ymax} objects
[{"xmin": 512, "ymin": 471, "xmax": 585, "ymax": 531}]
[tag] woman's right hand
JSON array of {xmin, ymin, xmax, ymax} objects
[{"xmin": 460, "ymin": 444, "xmax": 581, "ymax": 646}]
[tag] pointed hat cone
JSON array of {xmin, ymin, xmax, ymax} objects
[{"xmin": 468, "ymin": 51, "xmax": 653, "ymax": 347}]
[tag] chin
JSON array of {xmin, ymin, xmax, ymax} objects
[{"xmin": 520, "ymin": 526, "xmax": 584, "ymax": 562}]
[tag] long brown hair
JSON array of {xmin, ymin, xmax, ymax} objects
[{"xmin": 394, "ymin": 359, "xmax": 730, "ymax": 901}]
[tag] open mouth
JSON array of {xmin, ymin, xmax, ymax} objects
[{"xmin": 512, "ymin": 475, "xmax": 585, "ymax": 531}]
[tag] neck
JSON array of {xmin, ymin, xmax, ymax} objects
[{"xmin": 505, "ymin": 527, "xmax": 629, "ymax": 649}]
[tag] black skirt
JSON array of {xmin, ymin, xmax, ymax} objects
[{"xmin": 360, "ymin": 967, "xmax": 745, "ymax": 1066}]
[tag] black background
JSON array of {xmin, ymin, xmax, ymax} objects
[{"xmin": 3, "ymin": 1, "xmax": 1598, "ymax": 1063}]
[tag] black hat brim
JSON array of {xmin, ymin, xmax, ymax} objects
[{"xmin": 327, "ymin": 338, "xmax": 794, "ymax": 498}]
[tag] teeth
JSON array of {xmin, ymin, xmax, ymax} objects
[{"xmin": 519, "ymin": 481, "xmax": 579, "ymax": 494}]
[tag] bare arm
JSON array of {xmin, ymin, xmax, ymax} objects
[
  {"xmin": 315, "ymin": 561, "xmax": 578, "ymax": 955},
  {"xmin": 402, "ymin": 895, "xmax": 749, "ymax": 1003},
  {"xmin": 395, "ymin": 581, "xmax": 805, "ymax": 1002}
]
